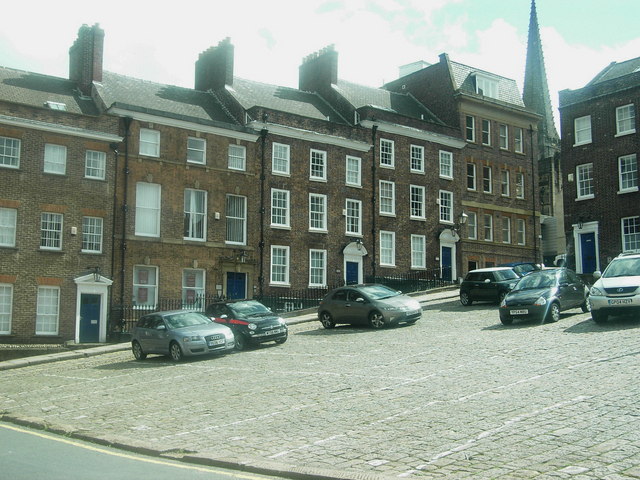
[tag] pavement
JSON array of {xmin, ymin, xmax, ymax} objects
[{"xmin": 0, "ymin": 286, "xmax": 459, "ymax": 372}]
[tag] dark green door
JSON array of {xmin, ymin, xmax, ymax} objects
[{"xmin": 80, "ymin": 294, "xmax": 100, "ymax": 343}]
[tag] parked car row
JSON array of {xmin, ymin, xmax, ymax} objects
[{"xmin": 131, "ymin": 300, "xmax": 288, "ymax": 361}]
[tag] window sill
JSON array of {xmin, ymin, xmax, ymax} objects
[
  {"xmin": 573, "ymin": 141, "xmax": 592, "ymax": 147},
  {"xmin": 615, "ymin": 130, "xmax": 636, "ymax": 138},
  {"xmin": 618, "ymin": 187, "xmax": 639, "ymax": 195},
  {"xmin": 575, "ymin": 195, "xmax": 595, "ymax": 201},
  {"xmin": 270, "ymin": 225, "xmax": 291, "ymax": 230}
]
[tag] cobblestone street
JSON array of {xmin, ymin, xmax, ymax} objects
[{"xmin": 1, "ymin": 294, "xmax": 639, "ymax": 479}]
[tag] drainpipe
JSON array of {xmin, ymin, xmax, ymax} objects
[
  {"xmin": 370, "ymin": 124, "xmax": 378, "ymax": 279},
  {"xmin": 108, "ymin": 141, "xmax": 120, "ymax": 337},
  {"xmin": 120, "ymin": 117, "xmax": 133, "ymax": 308},
  {"xmin": 258, "ymin": 117, "xmax": 268, "ymax": 297},
  {"xmin": 529, "ymin": 125, "xmax": 538, "ymax": 263}
]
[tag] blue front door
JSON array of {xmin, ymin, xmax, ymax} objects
[
  {"xmin": 227, "ymin": 272, "xmax": 246, "ymax": 299},
  {"xmin": 80, "ymin": 294, "xmax": 100, "ymax": 343},
  {"xmin": 580, "ymin": 232, "xmax": 597, "ymax": 273},
  {"xmin": 441, "ymin": 246, "xmax": 452, "ymax": 281},
  {"xmin": 346, "ymin": 261, "xmax": 359, "ymax": 284}
]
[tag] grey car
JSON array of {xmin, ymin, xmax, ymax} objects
[
  {"xmin": 590, "ymin": 252, "xmax": 640, "ymax": 323},
  {"xmin": 131, "ymin": 310, "xmax": 235, "ymax": 361},
  {"xmin": 317, "ymin": 284, "xmax": 422, "ymax": 329}
]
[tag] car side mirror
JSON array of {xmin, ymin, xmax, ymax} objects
[
  {"xmin": 593, "ymin": 271, "xmax": 602, "ymax": 279},
  {"xmin": 157, "ymin": 325, "xmax": 166, "ymax": 331},
  {"xmin": 484, "ymin": 278, "xmax": 491, "ymax": 283},
  {"xmin": 355, "ymin": 297, "xmax": 365, "ymax": 303}
]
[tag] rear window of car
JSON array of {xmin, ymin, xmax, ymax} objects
[{"xmin": 494, "ymin": 270, "xmax": 519, "ymax": 281}]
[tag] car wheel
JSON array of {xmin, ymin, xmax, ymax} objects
[
  {"xmin": 592, "ymin": 310, "xmax": 608, "ymax": 324},
  {"xmin": 460, "ymin": 292, "xmax": 472, "ymax": 306},
  {"xmin": 275, "ymin": 336, "xmax": 288, "ymax": 345},
  {"xmin": 546, "ymin": 302, "xmax": 560, "ymax": 323},
  {"xmin": 234, "ymin": 333, "xmax": 247, "ymax": 351},
  {"xmin": 581, "ymin": 296, "xmax": 591, "ymax": 313},
  {"xmin": 132, "ymin": 341, "xmax": 147, "ymax": 360},
  {"xmin": 169, "ymin": 341, "xmax": 184, "ymax": 361},
  {"xmin": 500, "ymin": 316, "xmax": 513, "ymax": 325},
  {"xmin": 369, "ymin": 311, "xmax": 385, "ymax": 329},
  {"xmin": 319, "ymin": 312, "xmax": 336, "ymax": 329}
]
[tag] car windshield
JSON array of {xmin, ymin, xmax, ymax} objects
[
  {"xmin": 603, "ymin": 258, "xmax": 640, "ymax": 278},
  {"xmin": 164, "ymin": 312, "xmax": 210, "ymax": 329},
  {"xmin": 513, "ymin": 271, "xmax": 557, "ymax": 290},
  {"xmin": 359, "ymin": 285, "xmax": 399, "ymax": 300},
  {"xmin": 513, "ymin": 264, "xmax": 536, "ymax": 275},
  {"xmin": 230, "ymin": 301, "xmax": 272, "ymax": 318},
  {"xmin": 494, "ymin": 270, "xmax": 519, "ymax": 281}
]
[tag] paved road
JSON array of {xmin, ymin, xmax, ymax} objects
[{"xmin": 1, "ymin": 293, "xmax": 639, "ymax": 479}]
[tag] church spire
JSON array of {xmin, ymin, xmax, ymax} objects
[{"xmin": 523, "ymin": 0, "xmax": 559, "ymax": 151}]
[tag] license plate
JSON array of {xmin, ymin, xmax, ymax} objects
[
  {"xmin": 208, "ymin": 339, "xmax": 225, "ymax": 346},
  {"xmin": 608, "ymin": 299, "xmax": 632, "ymax": 305},
  {"xmin": 510, "ymin": 309, "xmax": 528, "ymax": 315},
  {"xmin": 265, "ymin": 328, "xmax": 282, "ymax": 335}
]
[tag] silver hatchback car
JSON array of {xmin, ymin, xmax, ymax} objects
[
  {"xmin": 590, "ymin": 253, "xmax": 640, "ymax": 323},
  {"xmin": 131, "ymin": 310, "xmax": 235, "ymax": 361}
]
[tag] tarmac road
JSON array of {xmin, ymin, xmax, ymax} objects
[{"xmin": 1, "ymin": 288, "xmax": 640, "ymax": 480}]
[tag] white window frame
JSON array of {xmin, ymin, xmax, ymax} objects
[
  {"xmin": 272, "ymin": 142, "xmax": 290, "ymax": 175},
  {"xmin": 517, "ymin": 218, "xmax": 526, "ymax": 245},
  {"xmin": 0, "ymin": 208, "xmax": 17, "ymax": 247},
  {"xmin": 410, "ymin": 185, "xmax": 426, "ymax": 220},
  {"xmin": 411, "ymin": 235, "xmax": 426, "ymax": 269},
  {"xmin": 133, "ymin": 265, "xmax": 158, "ymax": 308},
  {"xmin": 576, "ymin": 163, "xmax": 594, "ymax": 200},
  {"xmin": 36, "ymin": 286, "xmax": 59, "ymax": 335},
  {"xmin": 40, "ymin": 212, "xmax": 63, "ymax": 250},
  {"xmin": 271, "ymin": 188, "xmax": 290, "ymax": 228},
  {"xmin": 379, "ymin": 231, "xmax": 396, "ymax": 266},
  {"xmin": 139, "ymin": 128, "xmax": 160, "ymax": 157},
  {"xmin": 345, "ymin": 199, "xmax": 362, "ymax": 235},
  {"xmin": 380, "ymin": 139, "xmax": 394, "ymax": 168},
  {"xmin": 228, "ymin": 144, "xmax": 246, "ymax": 171},
  {"xmin": 515, "ymin": 172, "xmax": 525, "ymax": 199},
  {"xmin": 270, "ymin": 246, "xmax": 290, "ymax": 285},
  {"xmin": 81, "ymin": 216, "xmax": 103, "ymax": 253},
  {"xmin": 226, "ymin": 194, "xmax": 247, "ymax": 245},
  {"xmin": 84, "ymin": 150, "xmax": 106, "ymax": 180},
  {"xmin": 44, "ymin": 144, "xmax": 67, "ymax": 175},
  {"xmin": 483, "ymin": 166, "xmax": 492, "ymax": 194},
  {"xmin": 484, "ymin": 214, "xmax": 493, "ymax": 242},
  {"xmin": 135, "ymin": 182, "xmax": 161, "ymax": 237},
  {"xmin": 346, "ymin": 155, "xmax": 362, "ymax": 186},
  {"xmin": 467, "ymin": 212, "xmax": 477, "ymax": 240},
  {"xmin": 616, "ymin": 104, "xmax": 636, "ymax": 136},
  {"xmin": 574, "ymin": 116, "xmax": 592, "ymax": 146},
  {"xmin": 410, "ymin": 145, "xmax": 425, "ymax": 173},
  {"xmin": 467, "ymin": 163, "xmax": 476, "ymax": 191},
  {"xmin": 618, "ymin": 154, "xmax": 638, "ymax": 193},
  {"xmin": 309, "ymin": 193, "xmax": 328, "ymax": 232},
  {"xmin": 439, "ymin": 190, "xmax": 453, "ymax": 224},
  {"xmin": 182, "ymin": 269, "xmax": 205, "ymax": 310},
  {"xmin": 310, "ymin": 149, "xmax": 327, "ymax": 181},
  {"xmin": 0, "ymin": 136, "xmax": 20, "ymax": 169},
  {"xmin": 309, "ymin": 249, "xmax": 327, "ymax": 287},
  {"xmin": 184, "ymin": 189, "xmax": 207, "ymax": 241},
  {"xmin": 379, "ymin": 180, "xmax": 396, "ymax": 216},
  {"xmin": 439, "ymin": 150, "xmax": 453, "ymax": 179},
  {"xmin": 502, "ymin": 217, "xmax": 511, "ymax": 244},
  {"xmin": 0, "ymin": 284, "xmax": 12, "ymax": 335},
  {"xmin": 481, "ymin": 119, "xmax": 491, "ymax": 146},
  {"xmin": 500, "ymin": 170, "xmax": 510, "ymax": 197},
  {"xmin": 475, "ymin": 75, "xmax": 499, "ymax": 98},
  {"xmin": 514, "ymin": 127, "xmax": 524, "ymax": 153},
  {"xmin": 465, "ymin": 115, "xmax": 475, "ymax": 142},
  {"xmin": 622, "ymin": 216, "xmax": 640, "ymax": 252},
  {"xmin": 187, "ymin": 137, "xmax": 206, "ymax": 165},
  {"xmin": 499, "ymin": 124, "xmax": 508, "ymax": 150}
]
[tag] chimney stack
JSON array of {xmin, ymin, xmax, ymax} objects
[
  {"xmin": 69, "ymin": 23, "xmax": 104, "ymax": 96},
  {"xmin": 195, "ymin": 38, "xmax": 234, "ymax": 91},
  {"xmin": 299, "ymin": 45, "xmax": 338, "ymax": 93}
]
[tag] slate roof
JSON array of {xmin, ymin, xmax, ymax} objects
[
  {"xmin": 448, "ymin": 60, "xmax": 525, "ymax": 107},
  {"xmin": 587, "ymin": 56, "xmax": 640, "ymax": 86},
  {"xmin": 95, "ymin": 71, "xmax": 240, "ymax": 127},
  {"xmin": 228, "ymin": 77, "xmax": 349, "ymax": 124},
  {"xmin": 0, "ymin": 66, "xmax": 100, "ymax": 115},
  {"xmin": 334, "ymin": 79, "xmax": 443, "ymax": 123}
]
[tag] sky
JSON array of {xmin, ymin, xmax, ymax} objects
[{"xmin": 1, "ymin": 0, "xmax": 639, "ymax": 129}]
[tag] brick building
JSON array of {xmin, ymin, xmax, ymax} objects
[
  {"xmin": 559, "ymin": 57, "xmax": 640, "ymax": 273},
  {"xmin": 385, "ymin": 54, "xmax": 541, "ymax": 274}
]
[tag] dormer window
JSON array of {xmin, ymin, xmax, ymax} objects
[
  {"xmin": 474, "ymin": 74, "xmax": 498, "ymax": 99},
  {"xmin": 45, "ymin": 101, "xmax": 67, "ymax": 111}
]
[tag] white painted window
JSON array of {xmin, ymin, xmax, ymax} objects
[
  {"xmin": 135, "ymin": 182, "xmax": 161, "ymax": 237},
  {"xmin": 502, "ymin": 217, "xmax": 511, "ymax": 244},
  {"xmin": 184, "ymin": 189, "xmax": 207, "ymax": 241},
  {"xmin": 481, "ymin": 119, "xmax": 491, "ymax": 145},
  {"xmin": 36, "ymin": 286, "xmax": 59, "ymax": 335},
  {"xmin": 516, "ymin": 172, "xmax": 525, "ymax": 199},
  {"xmin": 467, "ymin": 163, "xmax": 476, "ymax": 190},
  {"xmin": 133, "ymin": 266, "xmax": 158, "ymax": 307},
  {"xmin": 272, "ymin": 143, "xmax": 290, "ymax": 175},
  {"xmin": 310, "ymin": 149, "xmax": 327, "ymax": 181},
  {"xmin": 228, "ymin": 144, "xmax": 246, "ymax": 170},
  {"xmin": 622, "ymin": 217, "xmax": 640, "ymax": 252},
  {"xmin": 182, "ymin": 269, "xmax": 205, "ymax": 309},
  {"xmin": 0, "ymin": 284, "xmax": 12, "ymax": 334},
  {"xmin": 44, "ymin": 144, "xmax": 66, "ymax": 174},
  {"xmin": 618, "ymin": 154, "xmax": 638, "ymax": 193},
  {"xmin": 517, "ymin": 218, "xmax": 526, "ymax": 245},
  {"xmin": 465, "ymin": 115, "xmax": 475, "ymax": 142},
  {"xmin": 187, "ymin": 137, "xmax": 206, "ymax": 164},
  {"xmin": 0, "ymin": 136, "xmax": 20, "ymax": 168},
  {"xmin": 309, "ymin": 249, "xmax": 327, "ymax": 287},
  {"xmin": 501, "ymin": 170, "xmax": 510, "ymax": 197},
  {"xmin": 85, "ymin": 150, "xmax": 106, "ymax": 180},
  {"xmin": 475, "ymin": 75, "xmax": 498, "ymax": 98},
  {"xmin": 410, "ymin": 145, "xmax": 424, "ymax": 173},
  {"xmin": 439, "ymin": 150, "xmax": 453, "ymax": 179},
  {"xmin": 467, "ymin": 212, "xmax": 477, "ymax": 240},
  {"xmin": 484, "ymin": 214, "xmax": 493, "ymax": 242},
  {"xmin": 483, "ymin": 166, "xmax": 492, "ymax": 193},
  {"xmin": 499, "ymin": 124, "xmax": 508, "ymax": 150},
  {"xmin": 40, "ymin": 213, "xmax": 63, "ymax": 250},
  {"xmin": 576, "ymin": 163, "xmax": 594, "ymax": 199},
  {"xmin": 346, "ymin": 155, "xmax": 361, "ymax": 186},
  {"xmin": 139, "ymin": 128, "xmax": 160, "ymax": 157},
  {"xmin": 226, "ymin": 195, "xmax": 246, "ymax": 245},
  {"xmin": 410, "ymin": 185, "xmax": 426, "ymax": 220},
  {"xmin": 380, "ymin": 231, "xmax": 395, "ymax": 266},
  {"xmin": 270, "ymin": 246, "xmax": 290, "ymax": 285},
  {"xmin": 0, "ymin": 208, "xmax": 17, "ymax": 247},
  {"xmin": 82, "ymin": 216, "xmax": 103, "ymax": 253},
  {"xmin": 616, "ymin": 104, "xmax": 636, "ymax": 136},
  {"xmin": 346, "ymin": 199, "xmax": 362, "ymax": 235},
  {"xmin": 574, "ymin": 116, "xmax": 592, "ymax": 146},
  {"xmin": 380, "ymin": 139, "xmax": 394, "ymax": 167},
  {"xmin": 439, "ymin": 190, "xmax": 453, "ymax": 223},
  {"xmin": 379, "ymin": 180, "xmax": 395, "ymax": 215},
  {"xmin": 309, "ymin": 194, "xmax": 327, "ymax": 231},
  {"xmin": 514, "ymin": 127, "xmax": 524, "ymax": 153},
  {"xmin": 411, "ymin": 235, "xmax": 426, "ymax": 269},
  {"xmin": 271, "ymin": 189, "xmax": 290, "ymax": 227}
]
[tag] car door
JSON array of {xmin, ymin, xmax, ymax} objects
[
  {"xmin": 477, "ymin": 273, "xmax": 496, "ymax": 301},
  {"xmin": 149, "ymin": 315, "xmax": 170, "ymax": 354},
  {"xmin": 346, "ymin": 289, "xmax": 371, "ymax": 325},
  {"xmin": 564, "ymin": 270, "xmax": 585, "ymax": 308}
]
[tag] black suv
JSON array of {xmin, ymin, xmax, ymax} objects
[
  {"xmin": 205, "ymin": 300, "xmax": 288, "ymax": 350},
  {"xmin": 460, "ymin": 267, "xmax": 519, "ymax": 306}
]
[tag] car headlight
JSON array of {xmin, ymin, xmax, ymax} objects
[
  {"xmin": 277, "ymin": 317, "xmax": 286, "ymax": 325},
  {"xmin": 590, "ymin": 286, "xmax": 604, "ymax": 296},
  {"xmin": 182, "ymin": 335, "xmax": 202, "ymax": 343},
  {"xmin": 248, "ymin": 323, "xmax": 257, "ymax": 330},
  {"xmin": 533, "ymin": 296, "xmax": 547, "ymax": 306}
]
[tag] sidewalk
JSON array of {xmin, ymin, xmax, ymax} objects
[{"xmin": 0, "ymin": 286, "xmax": 459, "ymax": 371}]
